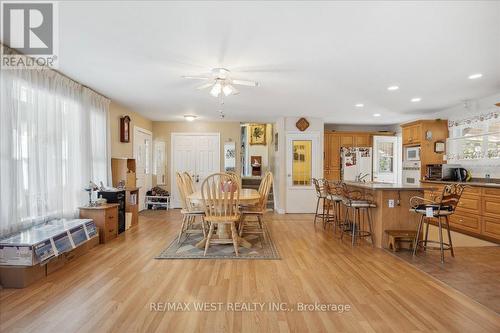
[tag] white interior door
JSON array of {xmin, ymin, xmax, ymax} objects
[
  {"xmin": 171, "ymin": 133, "xmax": 220, "ymax": 207},
  {"xmin": 134, "ymin": 127, "xmax": 153, "ymax": 211},
  {"xmin": 286, "ymin": 132, "xmax": 321, "ymax": 213},
  {"xmin": 373, "ymin": 135, "xmax": 399, "ymax": 183}
]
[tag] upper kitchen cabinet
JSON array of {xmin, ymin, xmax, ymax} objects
[
  {"xmin": 402, "ymin": 122, "xmax": 422, "ymax": 145},
  {"xmin": 340, "ymin": 134, "xmax": 354, "ymax": 147},
  {"xmin": 401, "ymin": 120, "xmax": 449, "ymax": 177},
  {"xmin": 354, "ymin": 133, "xmax": 371, "ymax": 147}
]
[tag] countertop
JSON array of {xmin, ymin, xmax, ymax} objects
[
  {"xmin": 344, "ymin": 181, "xmax": 429, "ymax": 191},
  {"xmin": 421, "ymin": 179, "xmax": 500, "ymax": 188},
  {"xmin": 79, "ymin": 203, "xmax": 119, "ymax": 210}
]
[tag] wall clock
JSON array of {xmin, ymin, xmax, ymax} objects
[{"xmin": 120, "ymin": 115, "xmax": 131, "ymax": 143}]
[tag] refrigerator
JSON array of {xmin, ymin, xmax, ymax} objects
[{"xmin": 341, "ymin": 147, "xmax": 373, "ymax": 181}]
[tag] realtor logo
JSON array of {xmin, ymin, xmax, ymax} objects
[{"xmin": 1, "ymin": 1, "xmax": 58, "ymax": 68}]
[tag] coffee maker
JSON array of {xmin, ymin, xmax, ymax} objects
[{"xmin": 453, "ymin": 167, "xmax": 469, "ymax": 182}]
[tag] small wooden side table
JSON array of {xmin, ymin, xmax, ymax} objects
[
  {"xmin": 385, "ymin": 230, "xmax": 417, "ymax": 252},
  {"xmin": 79, "ymin": 204, "xmax": 119, "ymax": 244}
]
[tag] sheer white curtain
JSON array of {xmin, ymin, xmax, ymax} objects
[{"xmin": 0, "ymin": 66, "xmax": 110, "ymax": 237}]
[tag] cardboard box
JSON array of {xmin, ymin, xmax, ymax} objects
[
  {"xmin": 0, "ymin": 264, "xmax": 46, "ymax": 289},
  {"xmin": 0, "ymin": 235, "xmax": 99, "ymax": 288},
  {"xmin": 46, "ymin": 235, "xmax": 99, "ymax": 275}
]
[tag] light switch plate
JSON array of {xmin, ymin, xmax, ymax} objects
[{"xmin": 388, "ymin": 199, "xmax": 395, "ymax": 208}]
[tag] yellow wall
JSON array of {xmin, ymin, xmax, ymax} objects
[
  {"xmin": 152, "ymin": 121, "xmax": 241, "ymax": 193},
  {"xmin": 109, "ymin": 102, "xmax": 153, "ymax": 159}
]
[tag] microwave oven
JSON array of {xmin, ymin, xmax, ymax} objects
[{"xmin": 405, "ymin": 146, "xmax": 421, "ymax": 161}]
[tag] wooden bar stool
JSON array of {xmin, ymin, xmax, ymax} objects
[
  {"xmin": 410, "ymin": 184, "xmax": 466, "ymax": 263},
  {"xmin": 312, "ymin": 178, "xmax": 334, "ymax": 227},
  {"xmin": 324, "ymin": 180, "xmax": 345, "ymax": 233},
  {"xmin": 339, "ymin": 183, "xmax": 376, "ymax": 246}
]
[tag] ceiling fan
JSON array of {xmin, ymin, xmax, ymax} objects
[{"xmin": 182, "ymin": 68, "xmax": 259, "ymax": 97}]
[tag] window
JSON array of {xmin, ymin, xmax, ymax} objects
[
  {"xmin": 292, "ymin": 140, "xmax": 312, "ymax": 186},
  {"xmin": 447, "ymin": 114, "xmax": 500, "ymax": 161},
  {"xmin": 377, "ymin": 143, "xmax": 394, "ymax": 173},
  {"xmin": 1, "ymin": 69, "xmax": 109, "ymax": 237}
]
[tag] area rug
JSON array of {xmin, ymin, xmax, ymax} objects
[{"xmin": 156, "ymin": 229, "xmax": 280, "ymax": 260}]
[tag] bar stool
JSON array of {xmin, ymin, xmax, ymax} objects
[
  {"xmin": 339, "ymin": 183, "xmax": 376, "ymax": 246},
  {"xmin": 324, "ymin": 180, "xmax": 344, "ymax": 233},
  {"xmin": 410, "ymin": 184, "xmax": 466, "ymax": 263},
  {"xmin": 312, "ymin": 178, "xmax": 334, "ymax": 227}
]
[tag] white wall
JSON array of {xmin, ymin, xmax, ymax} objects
[{"xmin": 272, "ymin": 118, "xmax": 286, "ymax": 213}]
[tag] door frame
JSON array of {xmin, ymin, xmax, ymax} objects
[
  {"xmin": 170, "ymin": 132, "xmax": 221, "ymax": 207},
  {"xmin": 133, "ymin": 126, "xmax": 153, "ymax": 211},
  {"xmin": 285, "ymin": 131, "xmax": 321, "ymax": 213},
  {"xmin": 372, "ymin": 135, "xmax": 400, "ymax": 184}
]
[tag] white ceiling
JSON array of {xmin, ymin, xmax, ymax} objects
[{"xmin": 56, "ymin": 1, "xmax": 500, "ymax": 124}]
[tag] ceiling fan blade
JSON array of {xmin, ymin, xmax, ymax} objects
[
  {"xmin": 196, "ymin": 82, "xmax": 213, "ymax": 90},
  {"xmin": 231, "ymin": 87, "xmax": 240, "ymax": 95},
  {"xmin": 182, "ymin": 75, "xmax": 210, "ymax": 80},
  {"xmin": 232, "ymin": 79, "xmax": 259, "ymax": 87}
]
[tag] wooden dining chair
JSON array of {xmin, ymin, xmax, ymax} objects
[
  {"xmin": 226, "ymin": 171, "xmax": 242, "ymax": 188},
  {"xmin": 201, "ymin": 173, "xmax": 241, "ymax": 256},
  {"xmin": 182, "ymin": 171, "xmax": 197, "ymax": 194},
  {"xmin": 239, "ymin": 171, "xmax": 273, "ymax": 241},
  {"xmin": 175, "ymin": 172, "xmax": 206, "ymax": 243}
]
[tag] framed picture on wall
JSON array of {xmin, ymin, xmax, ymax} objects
[
  {"xmin": 249, "ymin": 124, "xmax": 266, "ymax": 145},
  {"xmin": 434, "ymin": 141, "xmax": 445, "ymax": 153}
]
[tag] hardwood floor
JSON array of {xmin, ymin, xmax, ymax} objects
[
  {"xmin": 1, "ymin": 210, "xmax": 499, "ymax": 332},
  {"xmin": 394, "ymin": 246, "xmax": 500, "ymax": 314}
]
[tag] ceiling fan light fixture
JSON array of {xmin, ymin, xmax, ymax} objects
[
  {"xmin": 210, "ymin": 82, "xmax": 222, "ymax": 97},
  {"xmin": 223, "ymin": 84, "xmax": 235, "ymax": 96}
]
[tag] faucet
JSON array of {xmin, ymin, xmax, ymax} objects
[{"xmin": 355, "ymin": 173, "xmax": 370, "ymax": 182}]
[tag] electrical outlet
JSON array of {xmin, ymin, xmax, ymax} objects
[{"xmin": 388, "ymin": 199, "xmax": 395, "ymax": 208}]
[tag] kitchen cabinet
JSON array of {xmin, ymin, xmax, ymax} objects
[
  {"xmin": 324, "ymin": 131, "xmax": 393, "ymax": 181},
  {"xmin": 401, "ymin": 120, "xmax": 448, "ymax": 179},
  {"xmin": 340, "ymin": 135, "xmax": 354, "ymax": 147},
  {"xmin": 354, "ymin": 134, "xmax": 371, "ymax": 147},
  {"xmin": 421, "ymin": 182, "xmax": 500, "ymax": 243},
  {"xmin": 402, "ymin": 123, "xmax": 422, "ymax": 145}
]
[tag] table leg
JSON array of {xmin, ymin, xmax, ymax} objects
[{"xmin": 194, "ymin": 224, "xmax": 252, "ymax": 249}]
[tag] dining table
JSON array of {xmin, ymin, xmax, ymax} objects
[{"xmin": 186, "ymin": 188, "xmax": 261, "ymax": 249}]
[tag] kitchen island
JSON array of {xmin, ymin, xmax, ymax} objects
[{"xmin": 344, "ymin": 181, "xmax": 434, "ymax": 248}]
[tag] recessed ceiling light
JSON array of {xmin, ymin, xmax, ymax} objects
[
  {"xmin": 387, "ymin": 85, "xmax": 399, "ymax": 91},
  {"xmin": 373, "ymin": 113, "xmax": 381, "ymax": 117},
  {"xmin": 411, "ymin": 97, "xmax": 422, "ymax": 102},
  {"xmin": 355, "ymin": 103, "xmax": 364, "ymax": 108},
  {"xmin": 184, "ymin": 115, "xmax": 197, "ymax": 121},
  {"xmin": 468, "ymin": 73, "xmax": 483, "ymax": 80}
]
